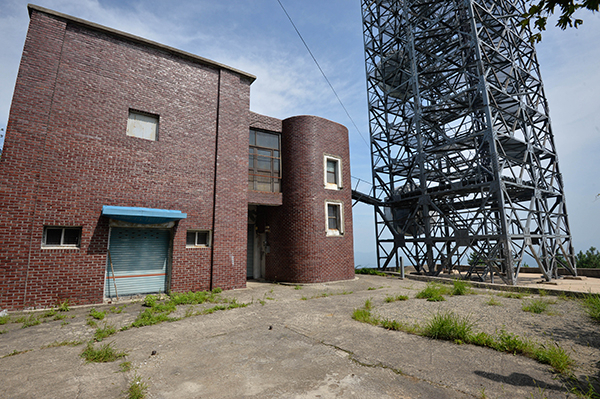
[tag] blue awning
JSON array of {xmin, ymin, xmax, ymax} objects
[{"xmin": 102, "ymin": 206, "xmax": 187, "ymax": 224}]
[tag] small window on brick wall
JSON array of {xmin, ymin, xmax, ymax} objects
[
  {"xmin": 43, "ymin": 227, "xmax": 81, "ymax": 248},
  {"xmin": 127, "ymin": 110, "xmax": 159, "ymax": 141},
  {"xmin": 324, "ymin": 155, "xmax": 342, "ymax": 190},
  {"xmin": 325, "ymin": 201, "xmax": 344, "ymax": 236},
  {"xmin": 186, "ymin": 230, "xmax": 211, "ymax": 247}
]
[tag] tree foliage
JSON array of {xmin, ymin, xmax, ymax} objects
[
  {"xmin": 522, "ymin": 0, "xmax": 600, "ymax": 42},
  {"xmin": 575, "ymin": 246, "xmax": 600, "ymax": 268}
]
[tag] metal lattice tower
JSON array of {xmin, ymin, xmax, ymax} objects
[{"xmin": 361, "ymin": 0, "xmax": 576, "ymax": 284}]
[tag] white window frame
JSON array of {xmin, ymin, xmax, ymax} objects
[
  {"xmin": 42, "ymin": 226, "xmax": 82, "ymax": 248},
  {"xmin": 126, "ymin": 109, "xmax": 159, "ymax": 141},
  {"xmin": 186, "ymin": 230, "xmax": 212, "ymax": 248},
  {"xmin": 323, "ymin": 154, "xmax": 342, "ymax": 190},
  {"xmin": 325, "ymin": 200, "xmax": 344, "ymax": 236}
]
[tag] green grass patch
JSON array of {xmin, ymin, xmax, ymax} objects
[
  {"xmin": 110, "ymin": 305, "xmax": 125, "ymax": 314},
  {"xmin": 385, "ymin": 294, "xmax": 409, "ymax": 303},
  {"xmin": 42, "ymin": 340, "xmax": 84, "ymax": 349},
  {"xmin": 94, "ymin": 324, "xmax": 117, "ymax": 341},
  {"xmin": 2, "ymin": 349, "xmax": 32, "ymax": 358},
  {"xmin": 355, "ymin": 268, "xmax": 386, "ymax": 276},
  {"xmin": 497, "ymin": 291, "xmax": 525, "ymax": 299},
  {"xmin": 53, "ymin": 314, "xmax": 67, "ymax": 321},
  {"xmin": 349, "ymin": 300, "xmax": 575, "ymax": 375},
  {"xmin": 451, "ymin": 279, "xmax": 472, "ymax": 296},
  {"xmin": 86, "ymin": 319, "xmax": 98, "ymax": 328},
  {"xmin": 582, "ymin": 294, "xmax": 600, "ymax": 323},
  {"xmin": 533, "ymin": 342, "xmax": 575, "ymax": 375},
  {"xmin": 522, "ymin": 299, "xmax": 550, "ymax": 314},
  {"xmin": 131, "ymin": 309, "xmax": 177, "ymax": 328},
  {"xmin": 89, "ymin": 308, "xmax": 106, "ymax": 320},
  {"xmin": 294, "ymin": 285, "xmax": 302, "ymax": 290},
  {"xmin": 17, "ymin": 314, "xmax": 41, "ymax": 329},
  {"xmin": 56, "ymin": 299, "xmax": 70, "ymax": 312},
  {"xmin": 42, "ymin": 309, "xmax": 57, "ymax": 318},
  {"xmin": 422, "ymin": 311, "xmax": 474, "ymax": 342},
  {"xmin": 81, "ymin": 342, "xmax": 127, "ymax": 363},
  {"xmin": 119, "ymin": 361, "xmax": 132, "ymax": 372},
  {"xmin": 415, "ymin": 283, "xmax": 450, "ymax": 301},
  {"xmin": 485, "ymin": 296, "xmax": 502, "ymax": 306},
  {"xmin": 367, "ymin": 287, "xmax": 377, "ymax": 291},
  {"xmin": 125, "ymin": 374, "xmax": 148, "ymax": 399},
  {"xmin": 0, "ymin": 315, "xmax": 10, "ymax": 325}
]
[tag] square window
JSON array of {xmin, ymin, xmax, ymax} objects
[
  {"xmin": 43, "ymin": 227, "xmax": 81, "ymax": 247},
  {"xmin": 127, "ymin": 110, "xmax": 159, "ymax": 141},
  {"xmin": 186, "ymin": 230, "xmax": 211, "ymax": 247},
  {"xmin": 324, "ymin": 155, "xmax": 342, "ymax": 190},
  {"xmin": 325, "ymin": 202, "xmax": 344, "ymax": 236}
]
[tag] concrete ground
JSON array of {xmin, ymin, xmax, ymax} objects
[{"xmin": 1, "ymin": 274, "xmax": 599, "ymax": 398}]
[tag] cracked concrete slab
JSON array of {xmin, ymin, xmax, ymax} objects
[{"xmin": 0, "ymin": 275, "xmax": 597, "ymax": 398}]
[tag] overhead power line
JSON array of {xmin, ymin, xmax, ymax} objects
[{"xmin": 276, "ymin": 0, "xmax": 369, "ymax": 148}]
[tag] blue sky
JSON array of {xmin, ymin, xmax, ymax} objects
[{"xmin": 1, "ymin": 0, "xmax": 599, "ymax": 267}]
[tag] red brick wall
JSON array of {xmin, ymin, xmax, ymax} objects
[
  {"xmin": 264, "ymin": 115, "xmax": 355, "ymax": 283},
  {"xmin": 0, "ymin": 10, "xmax": 250, "ymax": 309}
]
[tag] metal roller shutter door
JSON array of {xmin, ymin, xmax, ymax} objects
[{"xmin": 105, "ymin": 228, "xmax": 170, "ymax": 297}]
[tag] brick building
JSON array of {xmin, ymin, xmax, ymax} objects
[{"xmin": 0, "ymin": 5, "xmax": 354, "ymax": 310}]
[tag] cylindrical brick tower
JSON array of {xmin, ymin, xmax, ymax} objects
[{"xmin": 264, "ymin": 115, "xmax": 355, "ymax": 283}]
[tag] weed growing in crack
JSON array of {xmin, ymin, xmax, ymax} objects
[
  {"xmin": 94, "ymin": 324, "xmax": 117, "ymax": 342},
  {"xmin": 119, "ymin": 361, "xmax": 132, "ymax": 372},
  {"xmin": 384, "ymin": 294, "xmax": 409, "ymax": 303},
  {"xmin": 350, "ymin": 300, "xmax": 575, "ymax": 375},
  {"xmin": 451, "ymin": 279, "xmax": 473, "ymax": 296},
  {"xmin": 415, "ymin": 283, "xmax": 450, "ymax": 301},
  {"xmin": 485, "ymin": 296, "xmax": 502, "ymax": 306},
  {"xmin": 582, "ymin": 294, "xmax": 600, "ymax": 324},
  {"xmin": 422, "ymin": 311, "xmax": 475, "ymax": 342},
  {"xmin": 89, "ymin": 308, "xmax": 106, "ymax": 320},
  {"xmin": 42, "ymin": 340, "xmax": 84, "ymax": 349},
  {"xmin": 522, "ymin": 299, "xmax": 550, "ymax": 314},
  {"xmin": 81, "ymin": 342, "xmax": 127, "ymax": 363},
  {"xmin": 125, "ymin": 374, "xmax": 148, "ymax": 399}
]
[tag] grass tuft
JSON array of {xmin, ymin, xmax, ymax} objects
[
  {"xmin": 18, "ymin": 314, "xmax": 41, "ymax": 329},
  {"xmin": 120, "ymin": 361, "xmax": 132, "ymax": 372},
  {"xmin": 534, "ymin": 342, "xmax": 575, "ymax": 375},
  {"xmin": 42, "ymin": 340, "xmax": 84, "ymax": 348},
  {"xmin": 522, "ymin": 299, "xmax": 549, "ymax": 314},
  {"xmin": 89, "ymin": 308, "xmax": 106, "ymax": 320},
  {"xmin": 497, "ymin": 291, "xmax": 524, "ymax": 299},
  {"xmin": 355, "ymin": 267, "xmax": 386, "ymax": 276},
  {"xmin": 485, "ymin": 296, "xmax": 502, "ymax": 306},
  {"xmin": 422, "ymin": 311, "xmax": 474, "ymax": 342},
  {"xmin": 451, "ymin": 279, "xmax": 472, "ymax": 296},
  {"xmin": 94, "ymin": 324, "xmax": 117, "ymax": 341},
  {"xmin": 385, "ymin": 294, "xmax": 409, "ymax": 303},
  {"xmin": 0, "ymin": 315, "xmax": 10, "ymax": 325},
  {"xmin": 81, "ymin": 342, "xmax": 127, "ymax": 363},
  {"xmin": 582, "ymin": 294, "xmax": 600, "ymax": 323},
  {"xmin": 125, "ymin": 374, "xmax": 148, "ymax": 399},
  {"xmin": 131, "ymin": 309, "xmax": 177, "ymax": 328},
  {"xmin": 415, "ymin": 283, "xmax": 450, "ymax": 301},
  {"xmin": 56, "ymin": 299, "xmax": 70, "ymax": 312}
]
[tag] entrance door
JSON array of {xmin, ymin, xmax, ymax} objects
[
  {"xmin": 247, "ymin": 224, "xmax": 254, "ymax": 279},
  {"xmin": 105, "ymin": 228, "xmax": 170, "ymax": 297}
]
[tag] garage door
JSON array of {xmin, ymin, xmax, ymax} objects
[{"xmin": 105, "ymin": 228, "xmax": 170, "ymax": 297}]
